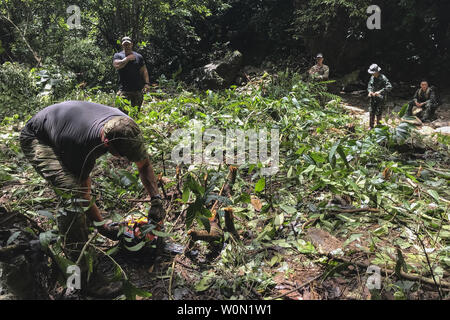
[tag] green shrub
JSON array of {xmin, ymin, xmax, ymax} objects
[
  {"xmin": 34, "ymin": 62, "xmax": 77, "ymax": 99},
  {"xmin": 0, "ymin": 62, "xmax": 39, "ymax": 120},
  {"xmin": 61, "ymin": 38, "xmax": 113, "ymax": 88}
]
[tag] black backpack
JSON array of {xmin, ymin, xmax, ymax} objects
[{"xmin": 431, "ymin": 86, "xmax": 441, "ymax": 105}]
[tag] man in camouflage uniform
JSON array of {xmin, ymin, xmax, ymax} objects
[
  {"xmin": 20, "ymin": 101, "xmax": 165, "ymax": 296},
  {"xmin": 308, "ymin": 53, "xmax": 329, "ymax": 81},
  {"xmin": 406, "ymin": 80, "xmax": 438, "ymax": 122},
  {"xmin": 367, "ymin": 64, "xmax": 392, "ymax": 128}
]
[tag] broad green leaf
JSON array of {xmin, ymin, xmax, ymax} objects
[
  {"xmin": 280, "ymin": 204, "xmax": 296, "ymax": 214},
  {"xmin": 427, "ymin": 190, "xmax": 440, "ymax": 202},
  {"xmin": 182, "ymin": 187, "xmax": 190, "ymax": 203},
  {"xmin": 195, "ymin": 273, "xmax": 214, "ymax": 292},
  {"xmin": 337, "ymin": 145, "xmax": 350, "ymax": 169},
  {"xmin": 151, "ymin": 230, "xmax": 175, "ymax": 238},
  {"xmin": 37, "ymin": 210, "xmax": 53, "ymax": 218},
  {"xmin": 6, "ymin": 231, "xmax": 21, "ymax": 246},
  {"xmin": 39, "ymin": 231, "xmax": 56, "ymax": 250},
  {"xmin": 106, "ymin": 246, "xmax": 120, "ymax": 256},
  {"xmin": 274, "ymin": 213, "xmax": 284, "ymax": 227},
  {"xmin": 123, "ymin": 280, "xmax": 152, "ymax": 300},
  {"xmin": 343, "ymin": 233, "xmax": 363, "ymax": 247},
  {"xmin": 255, "ymin": 178, "xmax": 265, "ymax": 193},
  {"xmin": 125, "ymin": 241, "xmax": 146, "ymax": 252},
  {"xmin": 329, "ymin": 140, "xmax": 340, "ymax": 168},
  {"xmin": 93, "ymin": 220, "xmax": 108, "ymax": 227}
]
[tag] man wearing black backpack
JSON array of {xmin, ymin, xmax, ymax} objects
[{"xmin": 406, "ymin": 80, "xmax": 439, "ymax": 122}]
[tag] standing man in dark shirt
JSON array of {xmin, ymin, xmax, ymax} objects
[
  {"xmin": 113, "ymin": 36, "xmax": 151, "ymax": 112},
  {"xmin": 20, "ymin": 101, "xmax": 164, "ymax": 295}
]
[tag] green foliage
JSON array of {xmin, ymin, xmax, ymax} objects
[
  {"xmin": 293, "ymin": 0, "xmax": 370, "ymax": 37},
  {"xmin": 1, "ymin": 63, "xmax": 449, "ymax": 299},
  {"xmin": 61, "ymin": 38, "xmax": 113, "ymax": 87},
  {"xmin": 0, "ymin": 62, "xmax": 39, "ymax": 119},
  {"xmin": 34, "ymin": 63, "xmax": 77, "ymax": 99}
]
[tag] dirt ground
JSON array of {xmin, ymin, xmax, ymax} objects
[{"xmin": 337, "ymin": 87, "xmax": 450, "ymax": 124}]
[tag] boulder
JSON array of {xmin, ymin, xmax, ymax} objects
[
  {"xmin": 416, "ymin": 126, "xmax": 436, "ymax": 136},
  {"xmin": 435, "ymin": 126, "xmax": 450, "ymax": 136},
  {"xmin": 431, "ymin": 120, "xmax": 450, "ymax": 129},
  {"xmin": 338, "ymin": 70, "xmax": 365, "ymax": 92},
  {"xmin": 196, "ymin": 50, "xmax": 243, "ymax": 89}
]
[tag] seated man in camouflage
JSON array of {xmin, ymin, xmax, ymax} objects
[
  {"xmin": 406, "ymin": 80, "xmax": 438, "ymax": 122},
  {"xmin": 20, "ymin": 101, "xmax": 164, "ymax": 294},
  {"xmin": 308, "ymin": 53, "xmax": 329, "ymax": 81},
  {"xmin": 367, "ymin": 64, "xmax": 392, "ymax": 129}
]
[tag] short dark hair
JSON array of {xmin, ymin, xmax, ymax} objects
[{"xmin": 420, "ymin": 79, "xmax": 429, "ymax": 84}]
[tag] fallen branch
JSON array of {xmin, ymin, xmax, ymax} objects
[
  {"xmin": 328, "ymin": 207, "xmax": 380, "ymax": 214},
  {"xmin": 0, "ymin": 243, "xmax": 29, "ymax": 261},
  {"xmin": 75, "ymin": 230, "xmax": 98, "ymax": 266},
  {"xmin": 302, "ymin": 207, "xmax": 380, "ymax": 231},
  {"xmin": 168, "ymin": 258, "xmax": 177, "ymax": 300},
  {"xmin": 322, "ymin": 252, "xmax": 450, "ymax": 289},
  {"xmin": 188, "ymin": 227, "xmax": 223, "ymax": 243},
  {"xmin": 270, "ymin": 273, "xmax": 324, "ymax": 300},
  {"xmin": 126, "ymin": 198, "xmax": 152, "ymax": 203}
]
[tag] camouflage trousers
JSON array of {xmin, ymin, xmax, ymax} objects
[
  {"xmin": 116, "ymin": 90, "xmax": 143, "ymax": 113},
  {"xmin": 19, "ymin": 135, "xmax": 90, "ymax": 262},
  {"xmin": 406, "ymin": 100, "xmax": 437, "ymax": 121},
  {"xmin": 369, "ymin": 95, "xmax": 385, "ymax": 117}
]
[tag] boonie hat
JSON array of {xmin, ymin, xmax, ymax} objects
[{"xmin": 368, "ymin": 63, "xmax": 381, "ymax": 74}]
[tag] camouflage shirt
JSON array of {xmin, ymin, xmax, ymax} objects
[
  {"xmin": 309, "ymin": 64, "xmax": 329, "ymax": 80},
  {"xmin": 367, "ymin": 74, "xmax": 392, "ymax": 95},
  {"xmin": 413, "ymin": 87, "xmax": 436, "ymax": 105}
]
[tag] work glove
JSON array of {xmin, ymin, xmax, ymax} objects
[{"xmin": 148, "ymin": 196, "xmax": 165, "ymax": 225}]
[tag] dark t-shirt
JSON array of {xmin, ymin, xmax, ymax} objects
[
  {"xmin": 113, "ymin": 51, "xmax": 145, "ymax": 91},
  {"xmin": 21, "ymin": 101, "xmax": 128, "ymax": 179}
]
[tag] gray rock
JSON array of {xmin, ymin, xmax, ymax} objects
[
  {"xmin": 196, "ymin": 50, "xmax": 243, "ymax": 89},
  {"xmin": 338, "ymin": 70, "xmax": 364, "ymax": 92}
]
